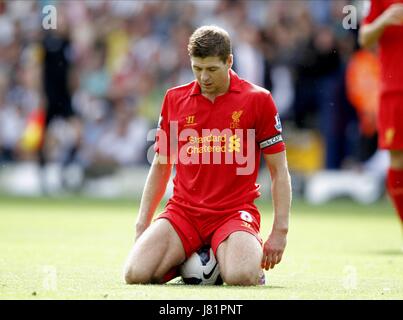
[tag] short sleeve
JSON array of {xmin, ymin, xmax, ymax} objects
[
  {"xmin": 255, "ymin": 93, "xmax": 285, "ymax": 155},
  {"xmin": 154, "ymin": 92, "xmax": 172, "ymax": 157},
  {"xmin": 362, "ymin": 0, "xmax": 381, "ymax": 25}
]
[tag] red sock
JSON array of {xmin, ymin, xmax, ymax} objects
[{"xmin": 386, "ymin": 169, "xmax": 403, "ymax": 223}]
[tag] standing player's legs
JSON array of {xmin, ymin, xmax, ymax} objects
[
  {"xmin": 62, "ymin": 116, "xmax": 82, "ymax": 166},
  {"xmin": 124, "ymin": 219, "xmax": 186, "ymax": 284},
  {"xmin": 37, "ymin": 110, "xmax": 54, "ymax": 194},
  {"xmin": 38, "ymin": 102, "xmax": 80, "ymax": 193},
  {"xmin": 387, "ymin": 150, "xmax": 403, "ymax": 228},
  {"xmin": 379, "ymin": 93, "xmax": 403, "ymax": 236}
]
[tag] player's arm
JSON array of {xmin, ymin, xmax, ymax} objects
[
  {"xmin": 135, "ymin": 153, "xmax": 173, "ymax": 241},
  {"xmin": 359, "ymin": 3, "xmax": 403, "ymax": 48},
  {"xmin": 261, "ymin": 151, "xmax": 291, "ymax": 270}
]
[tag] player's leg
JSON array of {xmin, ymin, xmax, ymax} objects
[
  {"xmin": 211, "ymin": 209, "xmax": 263, "ymax": 286},
  {"xmin": 63, "ymin": 116, "xmax": 82, "ymax": 166},
  {"xmin": 387, "ymin": 149, "xmax": 403, "ymax": 226},
  {"xmin": 124, "ymin": 219, "xmax": 186, "ymax": 284},
  {"xmin": 378, "ymin": 93, "xmax": 403, "ymax": 244},
  {"xmin": 37, "ymin": 111, "xmax": 53, "ymax": 194},
  {"xmin": 215, "ymin": 231, "xmax": 263, "ymax": 286}
]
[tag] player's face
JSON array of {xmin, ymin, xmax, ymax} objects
[{"xmin": 191, "ymin": 55, "xmax": 233, "ymax": 96}]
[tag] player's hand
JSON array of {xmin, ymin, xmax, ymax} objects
[
  {"xmin": 380, "ymin": 4, "xmax": 403, "ymax": 27},
  {"xmin": 261, "ymin": 230, "xmax": 287, "ymax": 270},
  {"xmin": 135, "ymin": 221, "xmax": 149, "ymax": 242}
]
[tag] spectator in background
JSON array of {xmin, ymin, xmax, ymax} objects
[
  {"xmin": 0, "ymin": 71, "xmax": 25, "ymax": 162},
  {"xmin": 0, "ymin": 0, "xmax": 365, "ymax": 182},
  {"xmin": 81, "ymin": 97, "xmax": 149, "ymax": 178},
  {"xmin": 233, "ymin": 23, "xmax": 265, "ymax": 87},
  {"xmin": 39, "ymin": 10, "xmax": 81, "ymax": 192},
  {"xmin": 291, "ymin": 17, "xmax": 358, "ymax": 169}
]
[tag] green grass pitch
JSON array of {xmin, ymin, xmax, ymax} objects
[{"xmin": 0, "ymin": 196, "xmax": 402, "ymax": 300}]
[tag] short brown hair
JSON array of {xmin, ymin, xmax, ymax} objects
[{"xmin": 188, "ymin": 26, "xmax": 232, "ymax": 63}]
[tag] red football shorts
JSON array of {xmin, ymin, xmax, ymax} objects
[
  {"xmin": 378, "ymin": 92, "xmax": 403, "ymax": 150},
  {"xmin": 156, "ymin": 202, "xmax": 262, "ymax": 258}
]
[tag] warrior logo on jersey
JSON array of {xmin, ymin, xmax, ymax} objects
[
  {"xmin": 186, "ymin": 115, "xmax": 195, "ymax": 124},
  {"xmin": 275, "ymin": 113, "xmax": 282, "ymax": 132}
]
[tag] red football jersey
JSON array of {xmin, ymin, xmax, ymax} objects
[
  {"xmin": 362, "ymin": 0, "xmax": 403, "ymax": 93},
  {"xmin": 155, "ymin": 70, "xmax": 285, "ymax": 212}
]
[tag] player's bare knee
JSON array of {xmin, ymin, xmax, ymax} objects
[
  {"xmin": 124, "ymin": 272, "xmax": 150, "ymax": 285},
  {"xmin": 223, "ymin": 268, "xmax": 260, "ymax": 286},
  {"xmin": 124, "ymin": 265, "xmax": 153, "ymax": 285},
  {"xmin": 224, "ymin": 274, "xmax": 258, "ymax": 286}
]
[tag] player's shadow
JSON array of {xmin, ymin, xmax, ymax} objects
[
  {"xmin": 221, "ymin": 285, "xmax": 286, "ymax": 289},
  {"xmin": 167, "ymin": 282, "xmax": 286, "ymax": 289},
  {"xmin": 370, "ymin": 249, "xmax": 403, "ymax": 256}
]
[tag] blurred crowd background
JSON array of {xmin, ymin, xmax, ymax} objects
[{"xmin": 0, "ymin": 0, "xmax": 385, "ymax": 198}]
